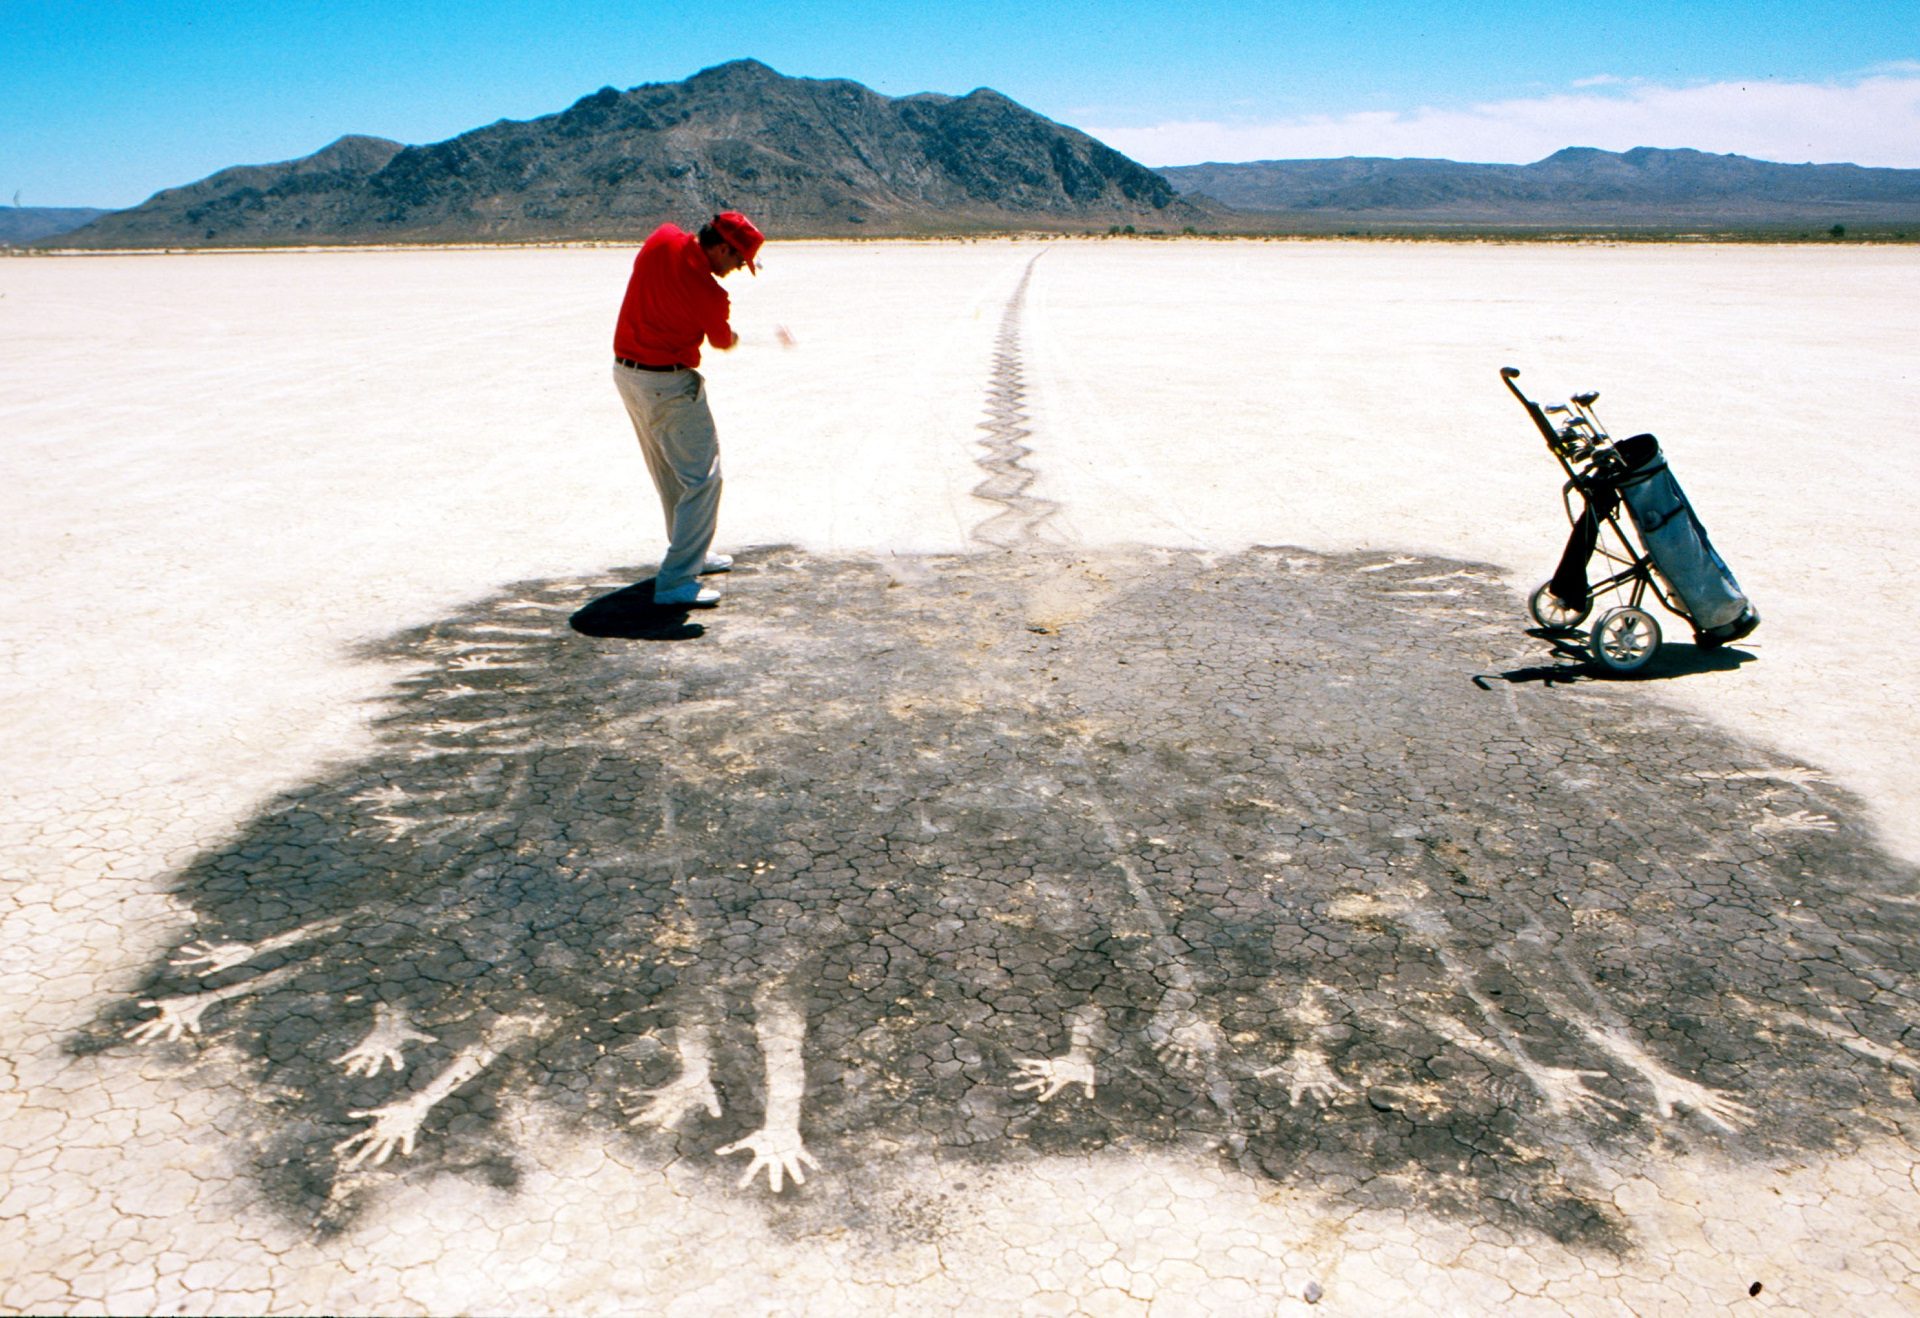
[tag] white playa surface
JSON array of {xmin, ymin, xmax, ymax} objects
[
  {"xmin": 9, "ymin": 239, "xmax": 1915, "ymax": 859},
  {"xmin": 4, "ymin": 239, "xmax": 1919, "ymax": 1313}
]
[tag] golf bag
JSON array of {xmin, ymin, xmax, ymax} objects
[
  {"xmin": 1554, "ymin": 433, "xmax": 1756, "ymax": 641},
  {"xmin": 1504, "ymin": 366, "xmax": 1759, "ymax": 671}
]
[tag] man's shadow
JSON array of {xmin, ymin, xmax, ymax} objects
[{"xmin": 570, "ymin": 579, "xmax": 706, "ymax": 641}]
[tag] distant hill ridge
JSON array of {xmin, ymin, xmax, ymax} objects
[
  {"xmin": 2, "ymin": 206, "xmax": 112, "ymax": 244},
  {"xmin": 44, "ymin": 64, "xmax": 1920, "ymax": 247},
  {"xmin": 1158, "ymin": 147, "xmax": 1920, "ymax": 225},
  {"xmin": 57, "ymin": 60, "xmax": 1199, "ymax": 247}
]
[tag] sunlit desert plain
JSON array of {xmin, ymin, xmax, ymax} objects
[{"xmin": 4, "ymin": 239, "xmax": 1919, "ymax": 1313}]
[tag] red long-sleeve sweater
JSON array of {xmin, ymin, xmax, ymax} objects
[{"xmin": 612, "ymin": 224, "xmax": 736, "ymax": 368}]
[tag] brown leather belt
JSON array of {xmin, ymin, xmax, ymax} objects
[{"xmin": 616, "ymin": 356, "xmax": 686, "ymax": 372}]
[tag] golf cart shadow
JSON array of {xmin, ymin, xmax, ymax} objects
[
  {"xmin": 570, "ymin": 578, "xmax": 706, "ymax": 641},
  {"xmin": 1479, "ymin": 636, "xmax": 1757, "ymax": 688}
]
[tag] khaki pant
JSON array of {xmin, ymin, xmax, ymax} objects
[{"xmin": 613, "ymin": 363, "xmax": 722, "ymax": 592}]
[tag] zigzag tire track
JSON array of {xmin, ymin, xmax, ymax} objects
[{"xmin": 969, "ymin": 251, "xmax": 1058, "ymax": 549}]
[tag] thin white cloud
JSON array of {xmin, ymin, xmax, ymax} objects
[{"xmin": 1091, "ymin": 73, "xmax": 1920, "ymax": 168}]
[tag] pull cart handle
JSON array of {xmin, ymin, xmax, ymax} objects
[{"xmin": 1500, "ymin": 366, "xmax": 1561, "ymax": 446}]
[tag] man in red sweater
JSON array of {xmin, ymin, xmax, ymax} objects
[{"xmin": 612, "ymin": 210, "xmax": 765, "ymax": 608}]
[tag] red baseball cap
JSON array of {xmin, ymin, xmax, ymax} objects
[{"xmin": 711, "ymin": 211, "xmax": 764, "ymax": 273}]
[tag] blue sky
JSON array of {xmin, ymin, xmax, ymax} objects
[{"xmin": 5, "ymin": 0, "xmax": 1918, "ymax": 208}]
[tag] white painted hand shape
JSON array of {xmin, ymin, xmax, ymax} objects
[
  {"xmin": 1147, "ymin": 1006, "xmax": 1224, "ymax": 1076},
  {"xmin": 336, "ymin": 1097, "xmax": 430, "ymax": 1169},
  {"xmin": 1754, "ymin": 808, "xmax": 1836, "ymax": 835},
  {"xmin": 1490, "ymin": 1063, "xmax": 1622, "ymax": 1119},
  {"xmin": 333, "ymin": 1005, "xmax": 437, "ymax": 1077},
  {"xmin": 332, "ymin": 1039, "xmax": 498, "ymax": 1171},
  {"xmin": 1258, "ymin": 1047, "xmax": 1353, "ymax": 1107},
  {"xmin": 125, "ymin": 994, "xmax": 215, "ymax": 1043},
  {"xmin": 124, "ymin": 966, "xmax": 295, "ymax": 1045},
  {"xmin": 169, "ymin": 940, "xmax": 257, "ymax": 976},
  {"xmin": 625, "ymin": 1072, "xmax": 723, "ymax": 1129},
  {"xmin": 1013, "ymin": 1054, "xmax": 1096, "ymax": 1103},
  {"xmin": 1568, "ymin": 1016, "xmax": 1756, "ymax": 1134},
  {"xmin": 716, "ymin": 1126, "xmax": 819, "ymax": 1192},
  {"xmin": 1644, "ymin": 1071, "xmax": 1754, "ymax": 1132},
  {"xmin": 1525, "ymin": 1064, "xmax": 1623, "ymax": 1119},
  {"xmin": 165, "ymin": 919, "xmax": 343, "ymax": 979},
  {"xmin": 448, "ymin": 653, "xmax": 523, "ymax": 672}
]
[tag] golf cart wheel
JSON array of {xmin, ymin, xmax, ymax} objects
[
  {"xmin": 1590, "ymin": 607, "xmax": 1661, "ymax": 674},
  {"xmin": 1529, "ymin": 581, "xmax": 1590, "ymax": 630}
]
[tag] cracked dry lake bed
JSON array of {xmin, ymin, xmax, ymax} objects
[
  {"xmin": 10, "ymin": 239, "xmax": 1920, "ymax": 1312},
  {"xmin": 73, "ymin": 542, "xmax": 1920, "ymax": 1289}
]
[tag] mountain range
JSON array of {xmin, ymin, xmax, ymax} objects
[
  {"xmin": 35, "ymin": 62, "xmax": 1920, "ymax": 247},
  {"xmin": 1159, "ymin": 148, "xmax": 1920, "ymax": 226},
  {"xmin": 52, "ymin": 60, "xmax": 1197, "ymax": 247}
]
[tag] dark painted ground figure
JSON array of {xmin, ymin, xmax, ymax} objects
[{"xmin": 75, "ymin": 543, "xmax": 1920, "ymax": 1249}]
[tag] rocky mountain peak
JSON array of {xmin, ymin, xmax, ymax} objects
[{"xmin": 55, "ymin": 62, "xmax": 1200, "ymax": 245}]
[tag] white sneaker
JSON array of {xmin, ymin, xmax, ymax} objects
[
  {"xmin": 653, "ymin": 581, "xmax": 721, "ymax": 608},
  {"xmin": 700, "ymin": 553, "xmax": 734, "ymax": 574}
]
